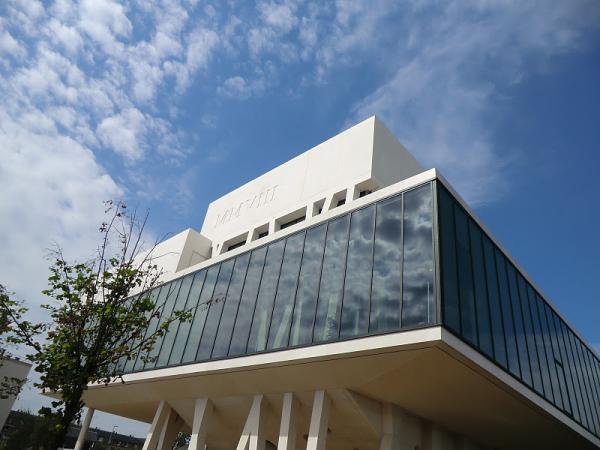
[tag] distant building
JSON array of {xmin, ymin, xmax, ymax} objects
[
  {"xmin": 0, "ymin": 358, "xmax": 31, "ymax": 429},
  {"xmin": 77, "ymin": 117, "xmax": 599, "ymax": 449}
]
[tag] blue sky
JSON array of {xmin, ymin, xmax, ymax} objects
[{"xmin": 1, "ymin": 0, "xmax": 600, "ymax": 437}]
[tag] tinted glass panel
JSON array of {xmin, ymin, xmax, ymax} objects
[
  {"xmin": 536, "ymin": 294, "xmax": 563, "ymax": 410},
  {"xmin": 196, "ymin": 259, "xmax": 235, "ymax": 361},
  {"xmin": 438, "ymin": 187, "xmax": 460, "ymax": 333},
  {"xmin": 370, "ymin": 195, "xmax": 403, "ymax": 334},
  {"xmin": 506, "ymin": 264, "xmax": 531, "ymax": 386},
  {"xmin": 559, "ymin": 320, "xmax": 582, "ymax": 423},
  {"xmin": 528, "ymin": 285, "xmax": 552, "ymax": 401},
  {"xmin": 181, "ymin": 265, "xmax": 220, "ymax": 363},
  {"xmin": 314, "ymin": 215, "xmax": 351, "ymax": 342},
  {"xmin": 495, "ymin": 251, "xmax": 520, "ymax": 378},
  {"xmin": 289, "ymin": 224, "xmax": 327, "ymax": 347},
  {"xmin": 247, "ymin": 240, "xmax": 285, "ymax": 353},
  {"xmin": 154, "ymin": 279, "xmax": 186, "ymax": 368},
  {"xmin": 469, "ymin": 222, "xmax": 493, "ymax": 358},
  {"xmin": 211, "ymin": 253, "xmax": 250, "ymax": 358},
  {"xmin": 168, "ymin": 270, "xmax": 206, "ymax": 365},
  {"xmin": 402, "ymin": 185, "xmax": 435, "ymax": 327},
  {"xmin": 123, "ymin": 289, "xmax": 159, "ymax": 373},
  {"xmin": 516, "ymin": 275, "xmax": 542, "ymax": 395},
  {"xmin": 455, "ymin": 207, "xmax": 477, "ymax": 345},
  {"xmin": 340, "ymin": 205, "xmax": 375, "ymax": 338},
  {"xmin": 229, "ymin": 247, "xmax": 267, "ymax": 356},
  {"xmin": 134, "ymin": 286, "xmax": 166, "ymax": 371},
  {"xmin": 267, "ymin": 232, "xmax": 305, "ymax": 349},
  {"xmin": 482, "ymin": 237, "xmax": 507, "ymax": 368}
]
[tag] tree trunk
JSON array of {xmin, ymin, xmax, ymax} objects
[{"xmin": 47, "ymin": 396, "xmax": 83, "ymax": 450}]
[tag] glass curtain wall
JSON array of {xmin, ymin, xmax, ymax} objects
[
  {"xmin": 437, "ymin": 183, "xmax": 600, "ymax": 439},
  {"xmin": 121, "ymin": 182, "xmax": 436, "ymax": 372}
]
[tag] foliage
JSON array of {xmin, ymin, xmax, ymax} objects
[
  {"xmin": 0, "ymin": 201, "xmax": 192, "ymax": 450},
  {"xmin": 0, "ymin": 286, "xmax": 27, "ymax": 400},
  {"xmin": 0, "ymin": 410, "xmax": 60, "ymax": 450},
  {"xmin": 172, "ymin": 432, "xmax": 191, "ymax": 450}
]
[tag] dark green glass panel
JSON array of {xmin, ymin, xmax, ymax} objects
[
  {"xmin": 455, "ymin": 207, "xmax": 477, "ymax": 345},
  {"xmin": 506, "ymin": 263, "xmax": 531, "ymax": 387},
  {"xmin": 527, "ymin": 284, "xmax": 552, "ymax": 401},
  {"xmin": 495, "ymin": 251, "xmax": 520, "ymax": 378},
  {"xmin": 469, "ymin": 222, "xmax": 493, "ymax": 358},
  {"xmin": 482, "ymin": 237, "xmax": 507, "ymax": 369},
  {"xmin": 438, "ymin": 187, "xmax": 460, "ymax": 333},
  {"xmin": 536, "ymin": 294, "xmax": 563, "ymax": 410},
  {"xmin": 516, "ymin": 274, "xmax": 543, "ymax": 395},
  {"xmin": 402, "ymin": 185, "xmax": 435, "ymax": 328}
]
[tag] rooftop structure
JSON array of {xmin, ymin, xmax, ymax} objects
[{"xmin": 76, "ymin": 117, "xmax": 600, "ymax": 450}]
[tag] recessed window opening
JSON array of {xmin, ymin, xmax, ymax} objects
[
  {"xmin": 312, "ymin": 198, "xmax": 325, "ymax": 216},
  {"xmin": 359, "ymin": 189, "xmax": 372, "ymax": 198},
  {"xmin": 251, "ymin": 223, "xmax": 269, "ymax": 241},
  {"xmin": 280, "ymin": 215, "xmax": 305, "ymax": 229},
  {"xmin": 276, "ymin": 206, "xmax": 307, "ymax": 232},
  {"xmin": 329, "ymin": 189, "xmax": 347, "ymax": 210},
  {"xmin": 227, "ymin": 241, "xmax": 245, "ymax": 252}
]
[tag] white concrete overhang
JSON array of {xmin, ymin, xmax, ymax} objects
[{"xmin": 83, "ymin": 326, "xmax": 599, "ymax": 450}]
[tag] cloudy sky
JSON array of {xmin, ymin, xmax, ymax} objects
[{"xmin": 1, "ymin": 0, "xmax": 600, "ymax": 437}]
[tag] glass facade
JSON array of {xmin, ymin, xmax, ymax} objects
[
  {"xmin": 121, "ymin": 182, "xmax": 436, "ymax": 370},
  {"xmin": 437, "ymin": 183, "xmax": 600, "ymax": 438},
  {"xmin": 119, "ymin": 177, "xmax": 599, "ymax": 440}
]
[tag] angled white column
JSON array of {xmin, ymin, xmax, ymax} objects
[
  {"xmin": 143, "ymin": 401, "xmax": 171, "ymax": 450},
  {"xmin": 189, "ymin": 398, "xmax": 213, "ymax": 450},
  {"xmin": 237, "ymin": 394, "xmax": 266, "ymax": 450},
  {"xmin": 306, "ymin": 390, "xmax": 330, "ymax": 450},
  {"xmin": 74, "ymin": 408, "xmax": 95, "ymax": 450},
  {"xmin": 277, "ymin": 393, "xmax": 298, "ymax": 450},
  {"xmin": 157, "ymin": 406, "xmax": 182, "ymax": 450}
]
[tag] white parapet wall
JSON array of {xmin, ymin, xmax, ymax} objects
[{"xmin": 199, "ymin": 116, "xmax": 424, "ymax": 255}]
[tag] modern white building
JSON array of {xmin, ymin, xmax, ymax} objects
[{"xmin": 76, "ymin": 117, "xmax": 600, "ymax": 450}]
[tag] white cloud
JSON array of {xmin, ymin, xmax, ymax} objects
[
  {"xmin": 78, "ymin": 0, "xmax": 132, "ymax": 54},
  {"xmin": 346, "ymin": 0, "xmax": 600, "ymax": 204},
  {"xmin": 0, "ymin": 29, "xmax": 27, "ymax": 63},
  {"xmin": 97, "ymin": 108, "xmax": 146, "ymax": 161}
]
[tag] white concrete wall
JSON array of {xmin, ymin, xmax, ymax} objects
[
  {"xmin": 0, "ymin": 358, "xmax": 31, "ymax": 429},
  {"xmin": 198, "ymin": 116, "xmax": 424, "ymax": 255}
]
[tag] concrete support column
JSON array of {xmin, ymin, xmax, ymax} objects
[
  {"xmin": 189, "ymin": 398, "xmax": 212, "ymax": 450},
  {"xmin": 237, "ymin": 394, "xmax": 266, "ymax": 450},
  {"xmin": 143, "ymin": 401, "xmax": 171, "ymax": 450},
  {"xmin": 277, "ymin": 393, "xmax": 298, "ymax": 450},
  {"xmin": 157, "ymin": 406, "xmax": 182, "ymax": 450},
  {"xmin": 306, "ymin": 390, "xmax": 330, "ymax": 450},
  {"xmin": 74, "ymin": 408, "xmax": 95, "ymax": 450},
  {"xmin": 380, "ymin": 403, "xmax": 422, "ymax": 450}
]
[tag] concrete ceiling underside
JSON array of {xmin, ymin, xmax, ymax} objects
[{"xmin": 82, "ymin": 336, "xmax": 598, "ymax": 450}]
